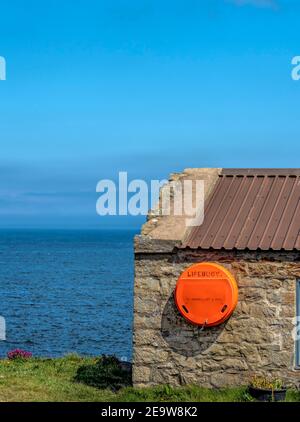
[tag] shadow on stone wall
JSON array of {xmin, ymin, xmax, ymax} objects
[{"xmin": 161, "ymin": 294, "xmax": 227, "ymax": 357}]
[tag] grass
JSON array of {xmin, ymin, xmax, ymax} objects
[{"xmin": 0, "ymin": 355, "xmax": 299, "ymax": 402}]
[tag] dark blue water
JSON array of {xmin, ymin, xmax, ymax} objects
[{"xmin": 0, "ymin": 229, "xmax": 136, "ymax": 360}]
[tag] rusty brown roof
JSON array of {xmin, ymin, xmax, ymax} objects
[{"xmin": 183, "ymin": 169, "xmax": 300, "ymax": 251}]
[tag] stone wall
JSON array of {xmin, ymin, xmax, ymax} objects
[{"xmin": 133, "ymin": 242, "xmax": 300, "ymax": 388}]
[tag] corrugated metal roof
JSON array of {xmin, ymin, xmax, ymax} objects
[{"xmin": 183, "ymin": 169, "xmax": 300, "ymax": 251}]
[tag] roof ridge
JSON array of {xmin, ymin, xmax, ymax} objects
[{"xmin": 222, "ymin": 168, "xmax": 300, "ymax": 176}]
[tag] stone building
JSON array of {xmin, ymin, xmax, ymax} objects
[{"xmin": 133, "ymin": 168, "xmax": 300, "ymax": 388}]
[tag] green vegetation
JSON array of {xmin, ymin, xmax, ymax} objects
[
  {"xmin": 0, "ymin": 355, "xmax": 299, "ymax": 402},
  {"xmin": 74, "ymin": 355, "xmax": 131, "ymax": 391},
  {"xmin": 250, "ymin": 375, "xmax": 284, "ymax": 390}
]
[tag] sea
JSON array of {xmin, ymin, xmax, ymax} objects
[{"xmin": 0, "ymin": 229, "xmax": 136, "ymax": 361}]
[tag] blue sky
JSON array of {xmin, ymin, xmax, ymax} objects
[{"xmin": 0, "ymin": 0, "xmax": 299, "ymax": 228}]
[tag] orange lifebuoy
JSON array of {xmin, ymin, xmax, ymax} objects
[{"xmin": 174, "ymin": 262, "xmax": 238, "ymax": 327}]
